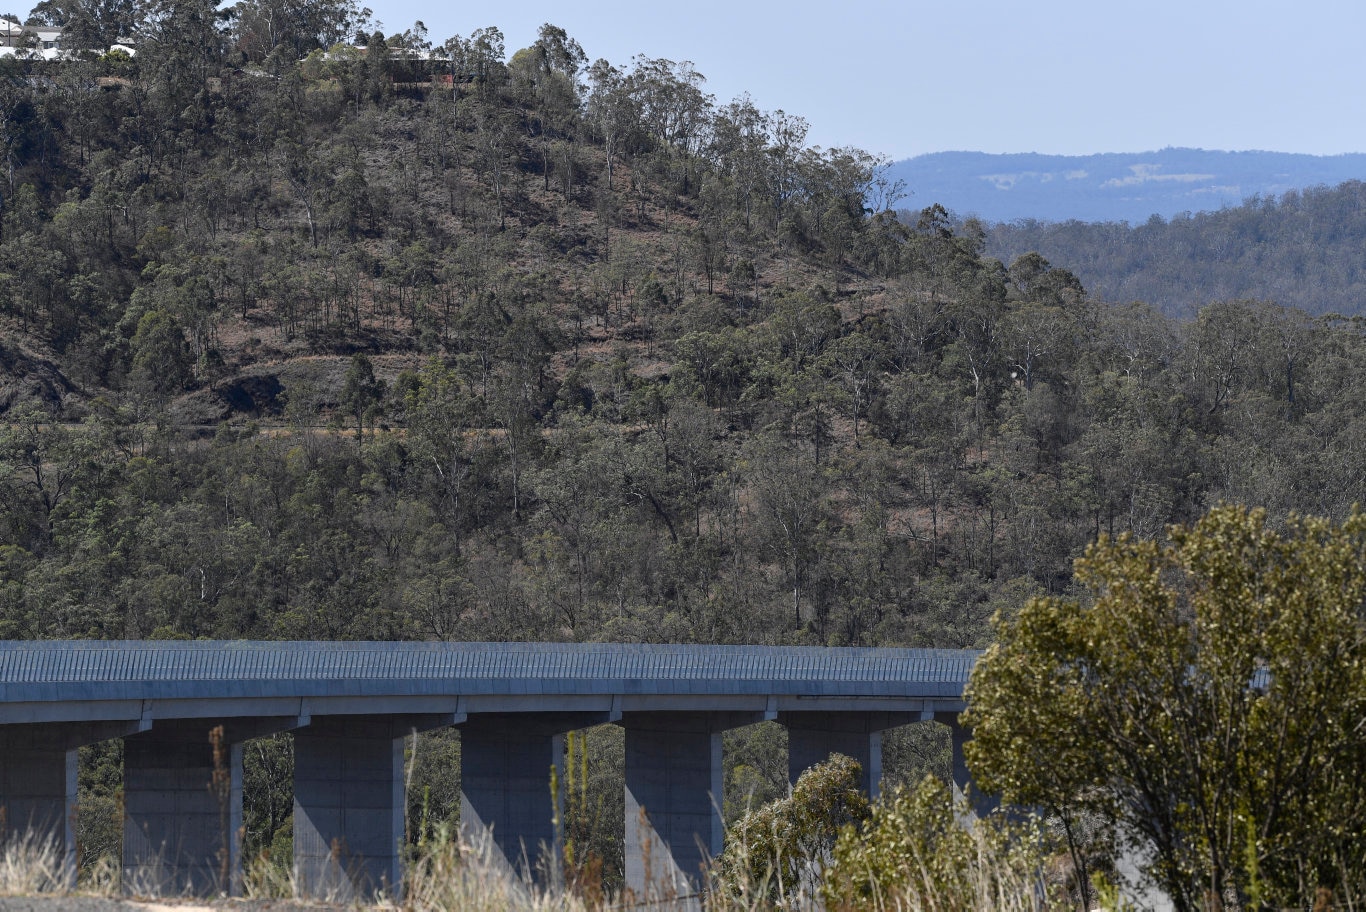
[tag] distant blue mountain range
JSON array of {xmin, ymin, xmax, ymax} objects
[{"xmin": 886, "ymin": 149, "xmax": 1366, "ymax": 224}]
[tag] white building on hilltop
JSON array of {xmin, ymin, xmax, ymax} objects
[{"xmin": 0, "ymin": 19, "xmax": 23, "ymax": 47}]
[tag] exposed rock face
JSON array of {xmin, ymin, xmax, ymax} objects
[
  {"xmin": 167, "ymin": 374, "xmax": 286, "ymax": 425},
  {"xmin": 0, "ymin": 342, "xmax": 81, "ymax": 416}
]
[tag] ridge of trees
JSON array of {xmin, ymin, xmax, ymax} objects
[{"xmin": 984, "ymin": 180, "xmax": 1366, "ymax": 317}]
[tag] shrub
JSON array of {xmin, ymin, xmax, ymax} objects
[
  {"xmin": 822, "ymin": 775, "xmax": 1054, "ymax": 912},
  {"xmin": 715, "ymin": 753, "xmax": 870, "ymax": 906}
]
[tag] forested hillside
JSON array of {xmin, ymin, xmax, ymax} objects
[
  {"xmin": 2, "ymin": 0, "xmax": 1366, "ymax": 652},
  {"xmin": 986, "ymin": 180, "xmax": 1366, "ymax": 316}
]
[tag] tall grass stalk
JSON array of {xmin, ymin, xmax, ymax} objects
[
  {"xmin": 404, "ymin": 828, "xmax": 590, "ymax": 912},
  {"xmin": 242, "ymin": 847, "xmax": 296, "ymax": 900},
  {"xmin": 0, "ymin": 817, "xmax": 1066, "ymax": 911},
  {"xmin": 0, "ymin": 831, "xmax": 68, "ymax": 896},
  {"xmin": 881, "ymin": 827, "xmax": 1052, "ymax": 912}
]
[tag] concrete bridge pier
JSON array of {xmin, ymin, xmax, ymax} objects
[
  {"xmin": 782, "ymin": 711, "xmax": 917, "ymax": 799},
  {"xmin": 122, "ymin": 717, "xmax": 299, "ymax": 897},
  {"xmin": 459, "ymin": 712, "xmax": 608, "ymax": 883},
  {"xmin": 934, "ymin": 711, "xmax": 995, "ymax": 816},
  {"xmin": 293, "ymin": 713, "xmax": 452, "ymax": 901},
  {"xmin": 623, "ymin": 710, "xmax": 763, "ymax": 901},
  {"xmin": 1, "ymin": 721, "xmax": 145, "ymax": 888},
  {"xmin": 0, "ymin": 729, "xmax": 73, "ymax": 859}
]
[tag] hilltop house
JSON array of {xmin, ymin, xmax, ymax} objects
[
  {"xmin": 0, "ymin": 22, "xmax": 62, "ymax": 49},
  {"xmin": 0, "ymin": 24, "xmax": 134, "ymax": 59},
  {"xmin": 0, "ymin": 18, "xmax": 22, "ymax": 46},
  {"xmin": 28, "ymin": 25, "xmax": 62, "ymax": 49}
]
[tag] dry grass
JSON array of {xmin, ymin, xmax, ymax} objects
[
  {"xmin": 850, "ymin": 834, "xmax": 1054, "ymax": 912},
  {"xmin": 0, "ymin": 830, "xmax": 69, "ymax": 896},
  {"xmin": 705, "ymin": 834, "xmax": 1053, "ymax": 912},
  {"xmin": 3, "ymin": 821, "xmax": 1055, "ymax": 911},
  {"xmin": 402, "ymin": 829, "xmax": 589, "ymax": 912}
]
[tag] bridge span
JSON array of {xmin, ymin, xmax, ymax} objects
[{"xmin": 0, "ymin": 640, "xmax": 979, "ymax": 898}]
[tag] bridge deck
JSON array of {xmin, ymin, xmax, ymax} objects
[{"xmin": 0, "ymin": 641, "xmax": 978, "ymax": 724}]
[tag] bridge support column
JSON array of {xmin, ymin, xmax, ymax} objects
[
  {"xmin": 934, "ymin": 712, "xmax": 996, "ymax": 817},
  {"xmin": 124, "ymin": 718, "xmax": 297, "ymax": 897},
  {"xmin": 2, "ymin": 721, "xmax": 148, "ymax": 889},
  {"xmin": 0, "ymin": 726, "xmax": 78, "ymax": 885},
  {"xmin": 294, "ymin": 717, "xmax": 403, "ymax": 900},
  {"xmin": 782, "ymin": 712, "xmax": 917, "ymax": 799},
  {"xmin": 459, "ymin": 712, "xmax": 605, "ymax": 883},
  {"xmin": 623, "ymin": 711, "xmax": 761, "ymax": 901},
  {"xmin": 294, "ymin": 713, "xmax": 453, "ymax": 901},
  {"xmin": 124, "ymin": 722, "xmax": 235, "ymax": 896}
]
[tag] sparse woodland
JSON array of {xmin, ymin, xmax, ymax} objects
[{"xmin": 1, "ymin": 3, "xmax": 1363, "ymax": 648}]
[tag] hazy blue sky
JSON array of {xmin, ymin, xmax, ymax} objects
[{"xmin": 364, "ymin": 0, "xmax": 1365, "ymax": 162}]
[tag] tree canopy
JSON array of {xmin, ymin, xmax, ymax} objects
[{"xmin": 965, "ymin": 505, "xmax": 1366, "ymax": 910}]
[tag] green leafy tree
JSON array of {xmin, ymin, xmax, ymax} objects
[
  {"xmin": 230, "ymin": 0, "xmax": 368, "ymax": 62},
  {"xmin": 716, "ymin": 754, "xmax": 870, "ymax": 906},
  {"xmin": 339, "ymin": 353, "xmax": 385, "ymax": 446},
  {"xmin": 507, "ymin": 24, "xmax": 585, "ymax": 194},
  {"xmin": 129, "ymin": 308, "xmax": 195, "ymax": 396},
  {"xmin": 585, "ymin": 57, "xmax": 636, "ymax": 192},
  {"xmin": 822, "ymin": 775, "xmax": 1052, "ymax": 912},
  {"xmin": 965, "ymin": 505, "xmax": 1366, "ymax": 911},
  {"xmin": 401, "ymin": 359, "xmax": 491, "ymax": 559},
  {"xmin": 627, "ymin": 56, "xmax": 713, "ymax": 195},
  {"xmin": 0, "ymin": 406, "xmax": 103, "ymax": 551}
]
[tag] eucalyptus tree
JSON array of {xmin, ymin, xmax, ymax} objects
[
  {"xmin": 339, "ymin": 353, "xmax": 385, "ymax": 446},
  {"xmin": 967, "ymin": 505, "xmax": 1366, "ymax": 910},
  {"xmin": 138, "ymin": 0, "xmax": 229, "ymax": 138},
  {"xmin": 0, "ymin": 405, "xmax": 108, "ymax": 552},
  {"xmin": 628, "ymin": 55, "xmax": 713, "ymax": 195},
  {"xmin": 401, "ymin": 358, "xmax": 495, "ymax": 558},
  {"xmin": 444, "ymin": 26, "xmax": 506, "ymax": 98},
  {"xmin": 765, "ymin": 108, "xmax": 808, "ymax": 227},
  {"xmin": 585, "ymin": 58, "xmax": 636, "ymax": 191},
  {"xmin": 507, "ymin": 24, "xmax": 585, "ymax": 192},
  {"xmin": 229, "ymin": 0, "xmax": 368, "ymax": 62},
  {"xmin": 26, "ymin": 0, "xmax": 137, "ymax": 49},
  {"xmin": 709, "ymin": 94, "xmax": 769, "ymax": 231},
  {"xmin": 462, "ymin": 92, "xmax": 519, "ymax": 231}
]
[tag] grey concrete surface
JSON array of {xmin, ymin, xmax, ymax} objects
[
  {"xmin": 934, "ymin": 711, "xmax": 995, "ymax": 817},
  {"xmin": 622, "ymin": 711, "xmax": 765, "ymax": 898},
  {"xmin": 457, "ymin": 712, "xmax": 608, "ymax": 882},
  {"xmin": 122, "ymin": 730, "xmax": 235, "ymax": 898},
  {"xmin": 292, "ymin": 716, "xmax": 405, "ymax": 902},
  {"xmin": 1, "ymin": 721, "xmax": 150, "ymax": 889},
  {"xmin": 0, "ymin": 734, "xmax": 75, "ymax": 886},
  {"xmin": 122, "ymin": 718, "xmax": 302, "ymax": 898},
  {"xmin": 783, "ymin": 710, "xmax": 918, "ymax": 798}
]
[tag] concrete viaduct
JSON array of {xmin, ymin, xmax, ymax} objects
[{"xmin": 0, "ymin": 640, "xmax": 979, "ymax": 899}]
